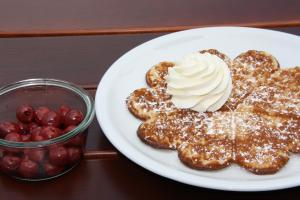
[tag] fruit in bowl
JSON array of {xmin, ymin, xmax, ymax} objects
[{"xmin": 0, "ymin": 79, "xmax": 94, "ymax": 181}]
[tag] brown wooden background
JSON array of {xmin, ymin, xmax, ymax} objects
[{"xmin": 1, "ymin": 0, "xmax": 300, "ymax": 199}]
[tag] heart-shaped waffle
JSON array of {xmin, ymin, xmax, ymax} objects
[
  {"xmin": 138, "ymin": 109, "xmax": 206, "ymax": 149},
  {"xmin": 126, "ymin": 49, "xmax": 299, "ymax": 174},
  {"xmin": 221, "ymin": 50, "xmax": 280, "ymax": 111},
  {"xmin": 237, "ymin": 67, "xmax": 300, "ymax": 153},
  {"xmin": 126, "ymin": 87, "xmax": 175, "ymax": 120}
]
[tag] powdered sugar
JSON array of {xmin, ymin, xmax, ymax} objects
[{"xmin": 127, "ymin": 50, "xmax": 299, "ymax": 174}]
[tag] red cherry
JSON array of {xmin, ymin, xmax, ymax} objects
[
  {"xmin": 31, "ymin": 135, "xmax": 44, "ymax": 142},
  {"xmin": 19, "ymin": 158, "xmax": 39, "ymax": 178},
  {"xmin": 1, "ymin": 155, "xmax": 21, "ymax": 172},
  {"xmin": 30, "ymin": 126, "xmax": 42, "ymax": 135},
  {"xmin": 25, "ymin": 149, "xmax": 47, "ymax": 163},
  {"xmin": 41, "ymin": 126, "xmax": 61, "ymax": 140},
  {"xmin": 17, "ymin": 122, "xmax": 29, "ymax": 134},
  {"xmin": 70, "ymin": 135, "xmax": 86, "ymax": 147},
  {"xmin": 43, "ymin": 161, "xmax": 64, "ymax": 176},
  {"xmin": 4, "ymin": 132, "xmax": 21, "ymax": 142},
  {"xmin": 28, "ymin": 122, "xmax": 39, "ymax": 133},
  {"xmin": 4, "ymin": 133, "xmax": 22, "ymax": 154},
  {"xmin": 34, "ymin": 106, "xmax": 50, "ymax": 125},
  {"xmin": 67, "ymin": 147, "xmax": 82, "ymax": 164},
  {"xmin": 48, "ymin": 146, "xmax": 69, "ymax": 166},
  {"xmin": 57, "ymin": 105, "xmax": 71, "ymax": 118},
  {"xmin": 0, "ymin": 122, "xmax": 20, "ymax": 138},
  {"xmin": 31, "ymin": 127, "xmax": 45, "ymax": 141},
  {"xmin": 63, "ymin": 126, "xmax": 86, "ymax": 147},
  {"xmin": 41, "ymin": 111, "xmax": 61, "ymax": 127},
  {"xmin": 21, "ymin": 134, "xmax": 31, "ymax": 142},
  {"xmin": 63, "ymin": 125, "xmax": 76, "ymax": 134},
  {"xmin": 16, "ymin": 105, "xmax": 34, "ymax": 123},
  {"xmin": 64, "ymin": 110, "xmax": 84, "ymax": 126}
]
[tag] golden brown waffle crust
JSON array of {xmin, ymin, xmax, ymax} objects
[
  {"xmin": 145, "ymin": 62, "xmax": 174, "ymax": 88},
  {"xmin": 126, "ymin": 49, "xmax": 299, "ymax": 175}
]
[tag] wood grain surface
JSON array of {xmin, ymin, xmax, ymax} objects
[
  {"xmin": 0, "ymin": 27, "xmax": 299, "ymax": 87},
  {"xmin": 1, "ymin": 27, "xmax": 300, "ymax": 154},
  {"xmin": 0, "ymin": 27, "xmax": 299, "ymax": 152},
  {"xmin": 1, "ymin": 158, "xmax": 300, "ymax": 200},
  {"xmin": 1, "ymin": 1, "xmax": 300, "ymax": 196},
  {"xmin": 0, "ymin": 0, "xmax": 300, "ymax": 37}
]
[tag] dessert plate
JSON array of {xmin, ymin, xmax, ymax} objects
[{"xmin": 95, "ymin": 27, "xmax": 300, "ymax": 191}]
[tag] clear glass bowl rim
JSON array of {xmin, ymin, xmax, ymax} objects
[{"xmin": 0, "ymin": 78, "xmax": 95, "ymax": 148}]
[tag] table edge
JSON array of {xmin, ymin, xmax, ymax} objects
[{"xmin": 0, "ymin": 20, "xmax": 299, "ymax": 38}]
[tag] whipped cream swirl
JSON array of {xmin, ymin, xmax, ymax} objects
[{"xmin": 166, "ymin": 52, "xmax": 232, "ymax": 112}]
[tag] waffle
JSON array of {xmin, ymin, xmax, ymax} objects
[
  {"xmin": 138, "ymin": 110, "xmax": 289, "ymax": 173},
  {"xmin": 146, "ymin": 62, "xmax": 174, "ymax": 88},
  {"xmin": 177, "ymin": 112, "xmax": 233, "ymax": 170},
  {"xmin": 199, "ymin": 49, "xmax": 232, "ymax": 67},
  {"xmin": 237, "ymin": 67, "xmax": 300, "ymax": 153},
  {"xmin": 126, "ymin": 87, "xmax": 175, "ymax": 120},
  {"xmin": 221, "ymin": 50, "xmax": 280, "ymax": 111},
  {"xmin": 234, "ymin": 112, "xmax": 289, "ymax": 174},
  {"xmin": 126, "ymin": 49, "xmax": 299, "ymax": 175},
  {"xmin": 236, "ymin": 86, "xmax": 299, "ymax": 120},
  {"xmin": 268, "ymin": 67, "xmax": 300, "ymax": 94},
  {"xmin": 137, "ymin": 109, "xmax": 205, "ymax": 149},
  {"xmin": 138, "ymin": 110, "xmax": 233, "ymax": 169}
]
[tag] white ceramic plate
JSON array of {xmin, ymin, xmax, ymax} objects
[{"xmin": 95, "ymin": 27, "xmax": 300, "ymax": 191}]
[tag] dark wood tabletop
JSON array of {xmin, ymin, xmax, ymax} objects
[{"xmin": 1, "ymin": 0, "xmax": 300, "ymax": 199}]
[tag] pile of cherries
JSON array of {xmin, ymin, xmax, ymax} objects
[{"xmin": 0, "ymin": 105, "xmax": 85, "ymax": 179}]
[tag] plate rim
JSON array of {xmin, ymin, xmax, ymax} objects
[{"xmin": 95, "ymin": 26, "xmax": 300, "ymax": 191}]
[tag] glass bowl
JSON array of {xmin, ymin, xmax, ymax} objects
[{"xmin": 0, "ymin": 79, "xmax": 94, "ymax": 181}]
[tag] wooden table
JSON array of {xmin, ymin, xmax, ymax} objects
[{"xmin": 0, "ymin": 0, "xmax": 300, "ymax": 199}]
